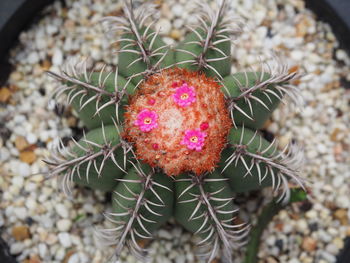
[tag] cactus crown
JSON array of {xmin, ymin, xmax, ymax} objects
[{"xmin": 44, "ymin": 0, "xmax": 305, "ymax": 262}]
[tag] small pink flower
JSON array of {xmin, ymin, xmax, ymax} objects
[
  {"xmin": 173, "ymin": 82, "xmax": 196, "ymax": 107},
  {"xmin": 134, "ymin": 109, "xmax": 158, "ymax": 132},
  {"xmin": 180, "ymin": 129, "xmax": 207, "ymax": 151}
]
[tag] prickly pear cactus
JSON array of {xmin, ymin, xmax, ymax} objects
[{"xmin": 44, "ymin": 0, "xmax": 305, "ymax": 262}]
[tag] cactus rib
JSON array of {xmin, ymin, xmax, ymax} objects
[
  {"xmin": 175, "ymin": 0, "xmax": 241, "ymax": 79},
  {"xmin": 43, "ymin": 123, "xmax": 132, "ymax": 193},
  {"xmin": 223, "ymin": 57, "xmax": 303, "ymax": 128},
  {"xmin": 97, "ymin": 164, "xmax": 173, "ymax": 261},
  {"xmin": 48, "ymin": 58, "xmax": 135, "ymax": 128},
  {"xmin": 101, "ymin": 1, "xmax": 173, "ymax": 85},
  {"xmin": 175, "ymin": 173, "xmax": 249, "ymax": 262},
  {"xmin": 223, "ymin": 126, "xmax": 305, "ymax": 201}
]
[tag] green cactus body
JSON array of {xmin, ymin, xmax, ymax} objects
[
  {"xmin": 119, "ymin": 28, "xmax": 175, "ymax": 85},
  {"xmin": 46, "ymin": 1, "xmax": 304, "ymax": 262},
  {"xmin": 71, "ymin": 125, "xmax": 127, "ymax": 191},
  {"xmin": 175, "ymin": 173, "xmax": 235, "ymax": 235},
  {"xmin": 221, "ymin": 128, "xmax": 276, "ymax": 193},
  {"xmin": 112, "ymin": 168, "xmax": 174, "ymax": 238},
  {"xmin": 223, "ymin": 72, "xmax": 283, "ymax": 129},
  {"xmin": 176, "ymin": 27, "xmax": 231, "ymax": 78},
  {"xmin": 69, "ymin": 72, "xmax": 135, "ymax": 130}
]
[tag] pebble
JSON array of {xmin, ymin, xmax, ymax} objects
[
  {"xmin": 336, "ymin": 195, "xmax": 350, "ymax": 208},
  {"xmin": 320, "ymin": 251, "xmax": 336, "ymax": 262},
  {"xmin": 12, "ymin": 225, "xmax": 30, "ymax": 241},
  {"xmin": 318, "ymin": 230, "xmax": 332, "ymax": 243},
  {"xmin": 333, "ymin": 237, "xmax": 344, "ymax": 249},
  {"xmin": 170, "ymin": 29, "xmax": 181, "ymax": 40},
  {"xmin": 158, "ymin": 229, "xmax": 173, "ymax": 240},
  {"xmin": 175, "ymin": 254, "xmax": 186, "ymax": 263},
  {"xmin": 67, "ymin": 253, "xmax": 80, "ymax": 263},
  {"xmin": 0, "ymin": 148, "xmax": 11, "ymax": 162},
  {"xmin": 173, "ymin": 19, "xmax": 184, "ymax": 29},
  {"xmin": 334, "ymin": 209, "xmax": 348, "ymax": 225},
  {"xmin": 56, "ymin": 203, "xmax": 69, "ymax": 218},
  {"xmin": 38, "ymin": 243, "xmax": 48, "ymax": 258},
  {"xmin": 156, "ymin": 19, "xmax": 172, "ymax": 35},
  {"xmin": 57, "ymin": 219, "xmax": 72, "ymax": 232},
  {"xmin": 302, "ymin": 237, "xmax": 317, "ymax": 252},
  {"xmin": 10, "ymin": 242, "xmax": 25, "ymax": 254},
  {"xmin": 171, "ymin": 4, "xmax": 183, "ymax": 17},
  {"xmin": 16, "ymin": 162, "xmax": 31, "ymax": 177},
  {"xmin": 58, "ymin": 232, "xmax": 72, "ymax": 248},
  {"xmin": 19, "ymin": 150, "xmax": 37, "ymax": 164},
  {"xmin": 52, "ymin": 49, "xmax": 64, "ymax": 66},
  {"xmin": 15, "ymin": 136, "xmax": 29, "ymax": 151},
  {"xmin": 13, "ymin": 207, "xmax": 28, "ymax": 220},
  {"xmin": 12, "ymin": 176, "xmax": 24, "ymax": 188},
  {"xmin": 0, "ymin": 88, "xmax": 12, "ymax": 103},
  {"xmin": 291, "ymin": 50, "xmax": 304, "ymax": 60},
  {"xmin": 26, "ymin": 133, "xmax": 37, "ymax": 144},
  {"xmin": 27, "ymin": 52, "xmax": 40, "ymax": 64}
]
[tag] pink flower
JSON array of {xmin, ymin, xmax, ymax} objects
[
  {"xmin": 134, "ymin": 109, "xmax": 158, "ymax": 132},
  {"xmin": 173, "ymin": 82, "xmax": 196, "ymax": 107},
  {"xmin": 180, "ymin": 129, "xmax": 207, "ymax": 151}
]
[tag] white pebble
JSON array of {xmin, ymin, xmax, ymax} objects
[
  {"xmin": 291, "ymin": 50, "xmax": 304, "ymax": 61},
  {"xmin": 55, "ymin": 203, "xmax": 69, "ymax": 218},
  {"xmin": 25, "ymin": 198, "xmax": 37, "ymax": 210},
  {"xmin": 283, "ymin": 223, "xmax": 293, "ymax": 234},
  {"xmin": 318, "ymin": 230, "xmax": 332, "ymax": 243},
  {"xmin": 0, "ymin": 148, "xmax": 10, "ymax": 162},
  {"xmin": 156, "ymin": 19, "xmax": 172, "ymax": 35},
  {"xmin": 332, "ymin": 176, "xmax": 344, "ymax": 188},
  {"xmin": 26, "ymin": 133, "xmax": 37, "ymax": 144},
  {"xmin": 173, "ymin": 18, "xmax": 183, "ymax": 29},
  {"xmin": 321, "ymin": 251, "xmax": 336, "ymax": 262},
  {"xmin": 157, "ymin": 229, "xmax": 172, "ymax": 240},
  {"xmin": 57, "ymin": 219, "xmax": 72, "ymax": 232},
  {"xmin": 68, "ymin": 254, "xmax": 80, "ymax": 263},
  {"xmin": 175, "ymin": 255, "xmax": 186, "ymax": 263},
  {"xmin": 12, "ymin": 176, "xmax": 24, "ymax": 188},
  {"xmin": 55, "ymin": 247, "xmax": 66, "ymax": 260},
  {"xmin": 52, "ymin": 49, "xmax": 63, "ymax": 66},
  {"xmin": 266, "ymin": 236, "xmax": 275, "ymax": 246},
  {"xmin": 13, "ymin": 207, "xmax": 27, "ymax": 220},
  {"xmin": 10, "ymin": 242, "xmax": 25, "ymax": 254},
  {"xmin": 336, "ymin": 195, "xmax": 350, "ymax": 208},
  {"xmin": 336, "ymin": 49, "xmax": 348, "ymax": 62},
  {"xmin": 171, "ymin": 4, "xmax": 183, "ymax": 17},
  {"xmin": 317, "ymin": 144, "xmax": 327, "ymax": 154},
  {"xmin": 27, "ymin": 52, "xmax": 40, "ymax": 64},
  {"xmin": 17, "ymin": 162, "xmax": 31, "ymax": 177},
  {"xmin": 58, "ymin": 232, "xmax": 72, "ymax": 248},
  {"xmin": 38, "ymin": 243, "xmax": 48, "ymax": 258},
  {"xmin": 46, "ymin": 24, "xmax": 58, "ymax": 35},
  {"xmin": 326, "ymin": 243, "xmax": 339, "ymax": 255}
]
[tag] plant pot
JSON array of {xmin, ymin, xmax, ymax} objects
[
  {"xmin": 305, "ymin": 0, "xmax": 350, "ymax": 53},
  {"xmin": 0, "ymin": 0, "xmax": 349, "ymax": 262},
  {"xmin": 0, "ymin": 237, "xmax": 16, "ymax": 263},
  {"xmin": 0, "ymin": 0, "xmax": 54, "ymax": 85}
]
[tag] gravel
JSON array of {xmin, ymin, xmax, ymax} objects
[{"xmin": 0, "ymin": 0, "xmax": 349, "ymax": 262}]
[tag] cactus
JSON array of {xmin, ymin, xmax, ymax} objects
[{"xmin": 44, "ymin": 0, "xmax": 305, "ymax": 262}]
